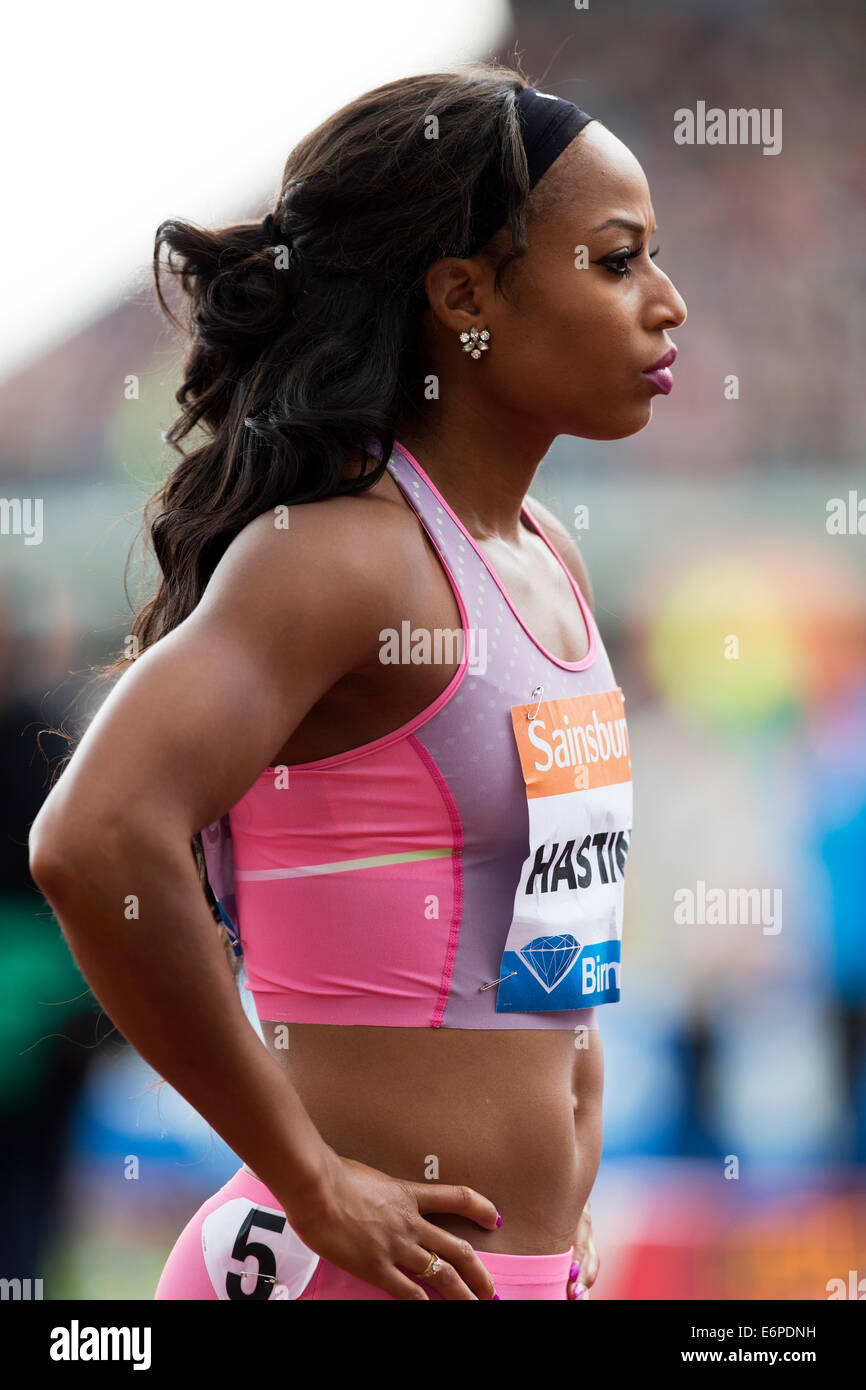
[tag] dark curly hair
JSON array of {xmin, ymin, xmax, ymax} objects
[{"xmin": 47, "ymin": 59, "xmax": 552, "ymax": 964}]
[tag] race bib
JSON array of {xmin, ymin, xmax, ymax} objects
[
  {"xmin": 495, "ymin": 688, "xmax": 632, "ymax": 1013},
  {"xmin": 201, "ymin": 814, "xmax": 243, "ymax": 959},
  {"xmin": 201, "ymin": 1197, "xmax": 319, "ymax": 1300}
]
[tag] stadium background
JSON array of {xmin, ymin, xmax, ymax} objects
[{"xmin": 1, "ymin": 0, "xmax": 864, "ymax": 1299}]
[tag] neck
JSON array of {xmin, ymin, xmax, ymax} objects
[{"xmin": 393, "ymin": 397, "xmax": 555, "ymax": 544}]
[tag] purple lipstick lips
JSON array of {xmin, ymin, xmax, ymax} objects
[{"xmin": 641, "ymin": 345, "xmax": 677, "ymax": 395}]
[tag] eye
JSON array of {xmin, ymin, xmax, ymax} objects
[{"xmin": 595, "ymin": 244, "xmax": 661, "ymax": 279}]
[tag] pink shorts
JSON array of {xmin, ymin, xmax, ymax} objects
[{"xmin": 154, "ymin": 1167, "xmax": 575, "ymax": 1301}]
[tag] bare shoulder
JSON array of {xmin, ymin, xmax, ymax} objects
[
  {"xmin": 203, "ymin": 481, "xmax": 421, "ymax": 621},
  {"xmin": 29, "ymin": 483, "xmax": 427, "ymax": 849},
  {"xmin": 524, "ymin": 493, "xmax": 594, "ymax": 614}
]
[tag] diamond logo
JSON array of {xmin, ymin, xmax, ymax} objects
[{"xmin": 517, "ymin": 934, "xmax": 582, "ymax": 993}]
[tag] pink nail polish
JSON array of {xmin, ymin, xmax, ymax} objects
[
  {"xmin": 495, "ymin": 1211, "xmax": 502, "ymax": 1228},
  {"xmin": 568, "ymin": 1261, "xmax": 580, "ymax": 1282},
  {"xmin": 493, "ymin": 1291, "xmax": 501, "ymax": 1300}
]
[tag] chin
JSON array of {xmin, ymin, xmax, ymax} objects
[{"xmin": 566, "ymin": 402, "xmax": 654, "ymax": 442}]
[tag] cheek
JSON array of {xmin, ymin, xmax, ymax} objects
[
  {"xmin": 487, "ymin": 269, "xmax": 647, "ymax": 432},
  {"xmin": 491, "ymin": 284, "xmax": 653, "ymax": 440},
  {"xmin": 495, "ymin": 322, "xmax": 620, "ymax": 420},
  {"xmin": 506, "ymin": 275, "xmax": 631, "ymax": 379}
]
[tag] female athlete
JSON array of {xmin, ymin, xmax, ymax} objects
[{"xmin": 29, "ymin": 63, "xmax": 686, "ymax": 1300}]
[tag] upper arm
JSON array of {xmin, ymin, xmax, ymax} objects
[
  {"xmin": 525, "ymin": 494, "xmax": 594, "ymax": 615},
  {"xmin": 30, "ymin": 500, "xmax": 401, "ymax": 856}
]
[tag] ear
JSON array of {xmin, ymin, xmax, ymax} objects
[{"xmin": 423, "ymin": 256, "xmax": 489, "ymax": 335}]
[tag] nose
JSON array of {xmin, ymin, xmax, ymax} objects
[{"xmin": 648, "ymin": 264, "xmax": 687, "ymax": 331}]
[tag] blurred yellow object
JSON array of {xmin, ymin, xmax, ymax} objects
[{"xmin": 640, "ymin": 542, "xmax": 866, "ymax": 729}]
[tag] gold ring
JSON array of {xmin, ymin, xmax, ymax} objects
[{"xmin": 420, "ymin": 1250, "xmax": 444, "ymax": 1279}]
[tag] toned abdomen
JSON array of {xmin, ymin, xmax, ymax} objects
[{"xmin": 258, "ymin": 1020, "xmax": 603, "ymax": 1254}]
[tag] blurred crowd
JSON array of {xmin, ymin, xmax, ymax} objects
[{"xmin": 1, "ymin": 0, "xmax": 863, "ymax": 1300}]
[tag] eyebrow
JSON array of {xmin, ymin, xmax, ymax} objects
[{"xmin": 591, "ymin": 217, "xmax": 658, "ymax": 236}]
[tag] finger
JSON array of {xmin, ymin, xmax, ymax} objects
[
  {"xmin": 414, "ymin": 1222, "xmax": 497, "ymax": 1300},
  {"xmin": 370, "ymin": 1262, "xmax": 431, "ymax": 1301},
  {"xmin": 400, "ymin": 1245, "xmax": 480, "ymax": 1301},
  {"xmin": 409, "ymin": 1180, "xmax": 501, "ymax": 1231},
  {"xmin": 569, "ymin": 1245, "xmax": 600, "ymax": 1296},
  {"xmin": 581, "ymin": 1241, "xmax": 600, "ymax": 1288}
]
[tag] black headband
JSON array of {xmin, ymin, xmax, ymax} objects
[
  {"xmin": 260, "ymin": 87, "xmax": 594, "ymax": 254},
  {"xmin": 467, "ymin": 86, "xmax": 595, "ymax": 252}
]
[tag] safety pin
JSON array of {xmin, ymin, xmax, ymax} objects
[
  {"xmin": 527, "ymin": 685, "xmax": 544, "ymax": 720},
  {"xmin": 243, "ymin": 1271, "xmax": 290, "ymax": 1297},
  {"xmin": 479, "ymin": 970, "xmax": 518, "ymax": 991}
]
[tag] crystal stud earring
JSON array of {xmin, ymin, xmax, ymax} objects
[{"xmin": 459, "ymin": 326, "xmax": 490, "ymax": 359}]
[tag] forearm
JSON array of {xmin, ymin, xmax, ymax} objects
[{"xmin": 30, "ymin": 823, "xmax": 329, "ymax": 1219}]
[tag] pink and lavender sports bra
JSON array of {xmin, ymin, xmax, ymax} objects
[{"xmin": 202, "ymin": 441, "xmax": 633, "ymax": 1030}]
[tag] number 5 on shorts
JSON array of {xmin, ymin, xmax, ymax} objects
[
  {"xmin": 226, "ymin": 1207, "xmax": 286, "ymax": 1299},
  {"xmin": 201, "ymin": 1197, "xmax": 320, "ymax": 1300}
]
